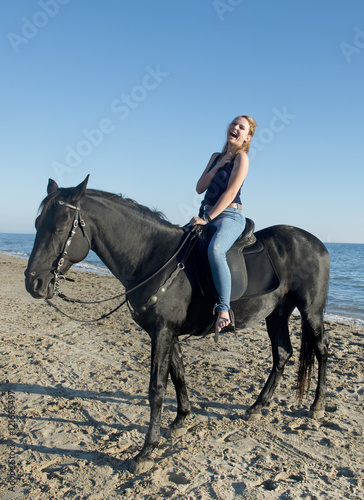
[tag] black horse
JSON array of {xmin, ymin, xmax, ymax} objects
[{"xmin": 25, "ymin": 176, "xmax": 330, "ymax": 472}]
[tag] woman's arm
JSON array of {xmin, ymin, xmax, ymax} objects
[
  {"xmin": 190, "ymin": 152, "xmax": 249, "ymax": 226},
  {"xmin": 196, "ymin": 152, "xmax": 233, "ymax": 194},
  {"xmin": 207, "ymin": 152, "xmax": 249, "ymax": 220}
]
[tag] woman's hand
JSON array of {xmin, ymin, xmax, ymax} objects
[
  {"xmin": 196, "ymin": 151, "xmax": 233, "ymax": 195},
  {"xmin": 189, "ymin": 216, "xmax": 207, "ymax": 226},
  {"xmin": 216, "ymin": 151, "xmax": 233, "ymax": 167}
]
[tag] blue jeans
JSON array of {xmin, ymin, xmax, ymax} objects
[{"xmin": 206, "ymin": 207, "xmax": 246, "ymax": 313}]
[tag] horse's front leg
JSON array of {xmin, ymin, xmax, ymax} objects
[
  {"xmin": 168, "ymin": 340, "xmax": 191, "ymax": 434},
  {"xmin": 130, "ymin": 327, "xmax": 174, "ymax": 473}
]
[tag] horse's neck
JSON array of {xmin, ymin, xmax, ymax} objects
[{"xmin": 85, "ymin": 195, "xmax": 183, "ymax": 287}]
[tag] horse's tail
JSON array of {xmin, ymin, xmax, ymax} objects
[{"xmin": 296, "ymin": 317, "xmax": 316, "ymax": 400}]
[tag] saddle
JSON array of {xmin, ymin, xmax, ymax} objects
[{"xmin": 193, "ymin": 218, "xmax": 279, "ymax": 302}]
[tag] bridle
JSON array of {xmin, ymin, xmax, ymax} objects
[
  {"xmin": 24, "ymin": 200, "xmax": 89, "ymax": 283},
  {"xmin": 42, "ymin": 199, "xmax": 202, "ymax": 323},
  {"xmin": 42, "ymin": 199, "xmax": 129, "ymax": 322},
  {"xmin": 52, "ymin": 200, "xmax": 90, "ymax": 293}
]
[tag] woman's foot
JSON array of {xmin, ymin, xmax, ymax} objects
[{"xmin": 215, "ymin": 311, "xmax": 231, "ymax": 333}]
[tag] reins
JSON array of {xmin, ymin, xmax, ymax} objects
[
  {"xmin": 45, "ymin": 293, "xmax": 128, "ymax": 323},
  {"xmin": 45, "ymin": 200, "xmax": 201, "ymax": 323}
]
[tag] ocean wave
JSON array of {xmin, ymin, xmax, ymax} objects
[
  {"xmin": 324, "ymin": 313, "xmax": 364, "ymax": 327},
  {"xmin": 1, "ymin": 250, "xmax": 29, "ymax": 259},
  {"xmin": 0, "ymin": 250, "xmax": 111, "ymax": 275},
  {"xmin": 266, "ymin": 308, "xmax": 364, "ymax": 327},
  {"xmin": 73, "ymin": 261, "xmax": 112, "ymax": 275}
]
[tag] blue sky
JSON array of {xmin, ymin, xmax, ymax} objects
[{"xmin": 0, "ymin": 0, "xmax": 363, "ymax": 243}]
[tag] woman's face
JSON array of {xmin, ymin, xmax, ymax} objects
[{"xmin": 227, "ymin": 117, "xmax": 251, "ymax": 149}]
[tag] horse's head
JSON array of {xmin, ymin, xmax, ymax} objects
[{"xmin": 25, "ymin": 175, "xmax": 91, "ymax": 299}]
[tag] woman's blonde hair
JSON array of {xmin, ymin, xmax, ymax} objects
[{"xmin": 221, "ymin": 115, "xmax": 257, "ymax": 156}]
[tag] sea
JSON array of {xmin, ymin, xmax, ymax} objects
[{"xmin": 1, "ymin": 233, "xmax": 363, "ymax": 327}]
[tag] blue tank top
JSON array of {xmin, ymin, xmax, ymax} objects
[{"xmin": 203, "ymin": 154, "xmax": 242, "ymax": 206}]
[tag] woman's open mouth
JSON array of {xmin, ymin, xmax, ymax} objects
[{"xmin": 229, "ymin": 130, "xmax": 239, "ymax": 140}]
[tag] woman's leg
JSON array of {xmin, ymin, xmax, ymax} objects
[{"xmin": 207, "ymin": 209, "xmax": 245, "ymax": 330}]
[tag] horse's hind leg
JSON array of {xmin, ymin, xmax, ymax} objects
[
  {"xmin": 169, "ymin": 341, "xmax": 191, "ymax": 433},
  {"xmin": 245, "ymin": 297, "xmax": 294, "ymax": 420},
  {"xmin": 299, "ymin": 311, "xmax": 329, "ymax": 419}
]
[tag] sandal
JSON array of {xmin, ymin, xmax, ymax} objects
[{"xmin": 214, "ymin": 308, "xmax": 235, "ymax": 343}]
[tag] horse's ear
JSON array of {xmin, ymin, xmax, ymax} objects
[
  {"xmin": 47, "ymin": 179, "xmax": 59, "ymax": 195},
  {"xmin": 74, "ymin": 174, "xmax": 90, "ymax": 201}
]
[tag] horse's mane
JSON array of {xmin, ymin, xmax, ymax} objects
[
  {"xmin": 86, "ymin": 189, "xmax": 178, "ymax": 227},
  {"xmin": 36, "ymin": 188, "xmax": 179, "ymax": 229}
]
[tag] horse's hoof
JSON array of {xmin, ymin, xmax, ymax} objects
[
  {"xmin": 129, "ymin": 458, "xmax": 155, "ymax": 474},
  {"xmin": 166, "ymin": 425, "xmax": 187, "ymax": 439},
  {"xmin": 166, "ymin": 412, "xmax": 191, "ymax": 438},
  {"xmin": 309, "ymin": 408, "xmax": 325, "ymax": 420},
  {"xmin": 244, "ymin": 409, "xmax": 262, "ymax": 422}
]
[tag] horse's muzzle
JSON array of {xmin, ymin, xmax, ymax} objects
[{"xmin": 25, "ymin": 271, "xmax": 55, "ymax": 299}]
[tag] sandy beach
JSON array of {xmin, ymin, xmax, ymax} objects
[{"xmin": 0, "ymin": 254, "xmax": 363, "ymax": 499}]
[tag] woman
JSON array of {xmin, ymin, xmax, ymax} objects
[{"xmin": 190, "ymin": 115, "xmax": 257, "ymax": 334}]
